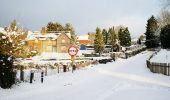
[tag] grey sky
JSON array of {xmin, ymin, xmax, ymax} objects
[{"xmin": 0, "ymin": 0, "xmax": 162, "ymax": 37}]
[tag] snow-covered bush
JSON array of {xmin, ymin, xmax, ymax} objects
[
  {"xmin": 0, "ymin": 32, "xmax": 16, "ymax": 89},
  {"xmin": 0, "ymin": 54, "xmax": 16, "ymax": 89}
]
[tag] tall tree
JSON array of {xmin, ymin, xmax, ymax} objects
[
  {"xmin": 46, "ymin": 22, "xmax": 63, "ymax": 32},
  {"xmin": 157, "ymin": 9, "xmax": 170, "ymax": 29},
  {"xmin": 145, "ymin": 15, "xmax": 159, "ymax": 48},
  {"xmin": 160, "ymin": 24, "xmax": 170, "ymax": 48},
  {"xmin": 4, "ymin": 20, "xmax": 29, "ymax": 58},
  {"xmin": 107, "ymin": 28, "xmax": 112, "ymax": 44},
  {"xmin": 0, "ymin": 32, "xmax": 16, "ymax": 89},
  {"xmin": 118, "ymin": 27, "xmax": 131, "ymax": 47},
  {"xmin": 109, "ymin": 27, "xmax": 118, "ymax": 51},
  {"xmin": 64, "ymin": 23, "xmax": 77, "ymax": 45},
  {"xmin": 64, "ymin": 23, "xmax": 74, "ymax": 32},
  {"xmin": 94, "ymin": 27, "xmax": 104, "ymax": 55},
  {"xmin": 102, "ymin": 29, "xmax": 108, "ymax": 44}
]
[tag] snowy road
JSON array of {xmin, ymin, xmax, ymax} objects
[{"xmin": 1, "ymin": 51, "xmax": 170, "ymax": 100}]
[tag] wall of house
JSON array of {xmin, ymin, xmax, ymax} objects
[
  {"xmin": 57, "ymin": 33, "xmax": 71, "ymax": 53},
  {"xmin": 27, "ymin": 40, "xmax": 57, "ymax": 54}
]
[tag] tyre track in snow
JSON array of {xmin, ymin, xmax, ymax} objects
[
  {"xmin": 97, "ymin": 68, "xmax": 170, "ymax": 88},
  {"xmin": 95, "ymin": 51, "xmax": 170, "ymax": 88}
]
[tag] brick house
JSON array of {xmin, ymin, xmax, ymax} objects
[
  {"xmin": 26, "ymin": 31, "xmax": 71, "ymax": 54},
  {"xmin": 56, "ymin": 32, "xmax": 71, "ymax": 53}
]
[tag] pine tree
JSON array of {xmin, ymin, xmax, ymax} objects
[
  {"xmin": 102, "ymin": 29, "xmax": 108, "ymax": 44},
  {"xmin": 64, "ymin": 23, "xmax": 74, "ymax": 32},
  {"xmin": 46, "ymin": 22, "xmax": 64, "ymax": 32},
  {"xmin": 118, "ymin": 27, "xmax": 131, "ymax": 47},
  {"xmin": 55, "ymin": 22, "xmax": 63, "ymax": 31},
  {"xmin": 160, "ymin": 24, "xmax": 170, "ymax": 48},
  {"xmin": 64, "ymin": 23, "xmax": 77, "ymax": 45},
  {"xmin": 118, "ymin": 28, "xmax": 124, "ymax": 46},
  {"xmin": 0, "ymin": 32, "xmax": 16, "ymax": 89},
  {"xmin": 124, "ymin": 28, "xmax": 131, "ymax": 46},
  {"xmin": 70, "ymin": 30, "xmax": 77, "ymax": 45},
  {"xmin": 145, "ymin": 15, "xmax": 159, "ymax": 48},
  {"xmin": 94, "ymin": 27, "xmax": 104, "ymax": 55},
  {"xmin": 109, "ymin": 27, "xmax": 118, "ymax": 51},
  {"xmin": 107, "ymin": 28, "xmax": 112, "ymax": 44}
]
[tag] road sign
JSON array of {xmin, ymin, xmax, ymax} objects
[
  {"xmin": 68, "ymin": 46, "xmax": 78, "ymax": 73},
  {"xmin": 68, "ymin": 46, "xmax": 78, "ymax": 56}
]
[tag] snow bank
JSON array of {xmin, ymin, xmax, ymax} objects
[
  {"xmin": 1, "ymin": 51, "xmax": 170, "ymax": 100},
  {"xmin": 150, "ymin": 49, "xmax": 170, "ymax": 63}
]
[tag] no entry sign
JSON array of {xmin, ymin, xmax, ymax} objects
[{"xmin": 68, "ymin": 46, "xmax": 78, "ymax": 56}]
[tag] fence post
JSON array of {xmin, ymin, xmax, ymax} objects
[
  {"xmin": 67, "ymin": 63, "xmax": 70, "ymax": 72},
  {"xmin": 72, "ymin": 65, "xmax": 76, "ymax": 73},
  {"xmin": 30, "ymin": 72, "xmax": 34, "ymax": 83},
  {"xmin": 45, "ymin": 66, "xmax": 47, "ymax": 76},
  {"xmin": 20, "ymin": 65, "xmax": 24, "ymax": 81},
  {"xmin": 63, "ymin": 65, "xmax": 67, "ymax": 72},
  {"xmin": 41, "ymin": 71, "xmax": 44, "ymax": 83},
  {"xmin": 57, "ymin": 65, "xmax": 60, "ymax": 73}
]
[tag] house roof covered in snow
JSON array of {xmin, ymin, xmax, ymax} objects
[
  {"xmin": 27, "ymin": 31, "xmax": 71, "ymax": 41},
  {"xmin": 77, "ymin": 35, "xmax": 88, "ymax": 40}
]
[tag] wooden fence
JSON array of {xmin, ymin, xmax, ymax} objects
[
  {"xmin": 146, "ymin": 49, "xmax": 170, "ymax": 76},
  {"xmin": 16, "ymin": 60, "xmax": 95, "ymax": 82},
  {"xmin": 146, "ymin": 60, "xmax": 170, "ymax": 76}
]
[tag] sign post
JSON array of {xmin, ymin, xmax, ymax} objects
[{"xmin": 68, "ymin": 46, "xmax": 78, "ymax": 73}]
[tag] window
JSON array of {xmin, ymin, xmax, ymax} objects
[
  {"xmin": 46, "ymin": 46, "xmax": 52, "ymax": 52},
  {"xmin": 62, "ymin": 39, "xmax": 66, "ymax": 43}
]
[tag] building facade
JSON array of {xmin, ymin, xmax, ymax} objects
[{"xmin": 26, "ymin": 32, "xmax": 71, "ymax": 54}]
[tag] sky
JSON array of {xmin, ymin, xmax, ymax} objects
[{"xmin": 0, "ymin": 0, "xmax": 163, "ymax": 38}]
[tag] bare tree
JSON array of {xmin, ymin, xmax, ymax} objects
[{"xmin": 157, "ymin": 9, "xmax": 170, "ymax": 29}]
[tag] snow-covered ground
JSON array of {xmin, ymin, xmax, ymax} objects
[
  {"xmin": 150, "ymin": 49, "xmax": 170, "ymax": 63},
  {"xmin": 1, "ymin": 51, "xmax": 170, "ymax": 100}
]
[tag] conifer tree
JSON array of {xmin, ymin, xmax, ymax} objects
[
  {"xmin": 107, "ymin": 28, "xmax": 112, "ymax": 44},
  {"xmin": 0, "ymin": 32, "xmax": 16, "ymax": 89},
  {"xmin": 64, "ymin": 23, "xmax": 77, "ymax": 45},
  {"xmin": 124, "ymin": 28, "xmax": 131, "ymax": 46},
  {"xmin": 160, "ymin": 24, "xmax": 170, "ymax": 48},
  {"xmin": 94, "ymin": 27, "xmax": 104, "ymax": 55},
  {"xmin": 145, "ymin": 15, "xmax": 159, "ymax": 48},
  {"xmin": 46, "ymin": 22, "xmax": 63, "ymax": 32},
  {"xmin": 102, "ymin": 29, "xmax": 108, "ymax": 44},
  {"xmin": 109, "ymin": 27, "xmax": 117, "ymax": 51},
  {"xmin": 118, "ymin": 27, "xmax": 131, "ymax": 47}
]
